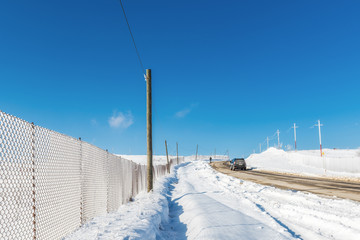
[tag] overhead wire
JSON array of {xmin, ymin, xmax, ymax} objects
[{"xmin": 118, "ymin": 0, "xmax": 146, "ymax": 75}]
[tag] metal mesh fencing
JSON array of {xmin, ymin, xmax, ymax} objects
[
  {"xmin": 0, "ymin": 110, "xmax": 183, "ymax": 239},
  {"xmin": 81, "ymin": 142, "xmax": 108, "ymax": 224},
  {"xmin": 34, "ymin": 127, "xmax": 81, "ymax": 239},
  {"xmin": 0, "ymin": 112, "xmax": 33, "ymax": 240},
  {"xmin": 107, "ymin": 153, "xmax": 123, "ymax": 213}
]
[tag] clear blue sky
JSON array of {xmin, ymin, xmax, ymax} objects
[{"xmin": 1, "ymin": 0, "xmax": 359, "ymax": 157}]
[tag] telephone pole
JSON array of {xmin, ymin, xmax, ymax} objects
[
  {"xmin": 165, "ymin": 140, "xmax": 170, "ymax": 173},
  {"xmin": 214, "ymin": 148, "xmax": 216, "ymax": 158},
  {"xmin": 276, "ymin": 129, "xmax": 280, "ymax": 149},
  {"xmin": 259, "ymin": 143, "xmax": 261, "ymax": 153},
  {"xmin": 266, "ymin": 137, "xmax": 269, "ymax": 150},
  {"xmin": 146, "ymin": 69, "xmax": 153, "ymax": 192},
  {"xmin": 292, "ymin": 123, "xmax": 298, "ymax": 151},
  {"xmin": 195, "ymin": 144, "xmax": 198, "ymax": 160},
  {"xmin": 315, "ymin": 120, "xmax": 323, "ymax": 157},
  {"xmin": 176, "ymin": 142, "xmax": 179, "ymax": 165}
]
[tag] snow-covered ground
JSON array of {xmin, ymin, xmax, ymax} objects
[
  {"xmin": 117, "ymin": 155, "xmax": 174, "ymax": 165},
  {"xmin": 246, "ymin": 148, "xmax": 360, "ymax": 179},
  {"xmin": 118, "ymin": 155, "xmax": 228, "ymax": 165},
  {"xmin": 65, "ymin": 158, "xmax": 360, "ymax": 240}
]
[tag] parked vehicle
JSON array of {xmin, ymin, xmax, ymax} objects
[{"xmin": 229, "ymin": 158, "xmax": 246, "ymax": 171}]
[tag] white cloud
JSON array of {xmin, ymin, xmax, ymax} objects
[
  {"xmin": 108, "ymin": 111, "xmax": 134, "ymax": 129},
  {"xmin": 175, "ymin": 103, "xmax": 198, "ymax": 118},
  {"xmin": 175, "ymin": 108, "xmax": 191, "ymax": 118}
]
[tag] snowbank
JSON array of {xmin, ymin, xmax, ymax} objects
[
  {"xmin": 184, "ymin": 155, "xmax": 229, "ymax": 162},
  {"xmin": 246, "ymin": 148, "xmax": 360, "ymax": 178},
  {"xmin": 117, "ymin": 155, "xmax": 173, "ymax": 165},
  {"xmin": 64, "ymin": 165, "xmax": 181, "ymax": 240},
  {"xmin": 118, "ymin": 155, "xmax": 228, "ymax": 165}
]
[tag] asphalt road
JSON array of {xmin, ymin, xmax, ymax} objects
[{"xmin": 211, "ymin": 161, "xmax": 360, "ymax": 202}]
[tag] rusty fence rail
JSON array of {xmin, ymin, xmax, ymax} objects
[{"xmin": 0, "ymin": 110, "xmax": 183, "ymax": 239}]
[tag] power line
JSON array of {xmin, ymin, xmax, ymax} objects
[{"xmin": 119, "ymin": 0, "xmax": 146, "ymax": 75}]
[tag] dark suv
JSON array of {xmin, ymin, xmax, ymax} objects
[{"xmin": 229, "ymin": 158, "xmax": 246, "ymax": 171}]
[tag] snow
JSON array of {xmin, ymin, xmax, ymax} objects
[
  {"xmin": 246, "ymin": 148, "xmax": 360, "ymax": 178},
  {"xmin": 64, "ymin": 171, "xmax": 172, "ymax": 239},
  {"xmin": 65, "ymin": 158, "xmax": 360, "ymax": 240},
  {"xmin": 117, "ymin": 155, "xmax": 228, "ymax": 165},
  {"xmin": 117, "ymin": 155, "xmax": 172, "ymax": 165}
]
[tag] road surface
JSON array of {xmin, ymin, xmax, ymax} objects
[{"xmin": 211, "ymin": 161, "xmax": 360, "ymax": 202}]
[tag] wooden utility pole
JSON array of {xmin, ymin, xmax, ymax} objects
[
  {"xmin": 146, "ymin": 69, "xmax": 153, "ymax": 192},
  {"xmin": 176, "ymin": 142, "xmax": 179, "ymax": 165},
  {"xmin": 195, "ymin": 144, "xmax": 198, "ymax": 160},
  {"xmin": 165, "ymin": 140, "xmax": 170, "ymax": 173}
]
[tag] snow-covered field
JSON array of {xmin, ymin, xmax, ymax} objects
[
  {"xmin": 118, "ymin": 155, "xmax": 228, "ymax": 165},
  {"xmin": 65, "ymin": 158, "xmax": 360, "ymax": 240},
  {"xmin": 117, "ymin": 155, "xmax": 174, "ymax": 165},
  {"xmin": 247, "ymin": 148, "xmax": 360, "ymax": 179}
]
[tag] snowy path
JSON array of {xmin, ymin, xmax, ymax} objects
[
  {"xmin": 159, "ymin": 162, "xmax": 292, "ymax": 240},
  {"xmin": 160, "ymin": 160, "xmax": 360, "ymax": 240}
]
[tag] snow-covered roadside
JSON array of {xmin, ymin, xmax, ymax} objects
[
  {"xmin": 63, "ymin": 166, "xmax": 180, "ymax": 240},
  {"xmin": 117, "ymin": 155, "xmax": 175, "ymax": 165},
  {"xmin": 181, "ymin": 160, "xmax": 360, "ymax": 240},
  {"xmin": 65, "ymin": 159, "xmax": 360, "ymax": 240},
  {"xmin": 117, "ymin": 155, "xmax": 227, "ymax": 165},
  {"xmin": 246, "ymin": 148, "xmax": 360, "ymax": 179}
]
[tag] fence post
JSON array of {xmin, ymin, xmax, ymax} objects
[
  {"xmin": 165, "ymin": 140, "xmax": 170, "ymax": 173},
  {"xmin": 196, "ymin": 144, "xmax": 198, "ymax": 160},
  {"xmin": 135, "ymin": 164, "xmax": 138, "ymax": 196},
  {"xmin": 31, "ymin": 122, "xmax": 36, "ymax": 240},
  {"xmin": 176, "ymin": 142, "xmax": 179, "ymax": 165},
  {"xmin": 79, "ymin": 137, "xmax": 83, "ymax": 225},
  {"xmin": 106, "ymin": 149, "xmax": 109, "ymax": 212}
]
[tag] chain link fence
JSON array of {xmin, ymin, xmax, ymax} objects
[{"xmin": 0, "ymin": 110, "xmax": 183, "ymax": 239}]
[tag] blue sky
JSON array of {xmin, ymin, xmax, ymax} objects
[{"xmin": 1, "ymin": 0, "xmax": 359, "ymax": 157}]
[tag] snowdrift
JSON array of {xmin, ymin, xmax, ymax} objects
[
  {"xmin": 118, "ymin": 155, "xmax": 228, "ymax": 165},
  {"xmin": 246, "ymin": 148, "xmax": 360, "ymax": 178}
]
